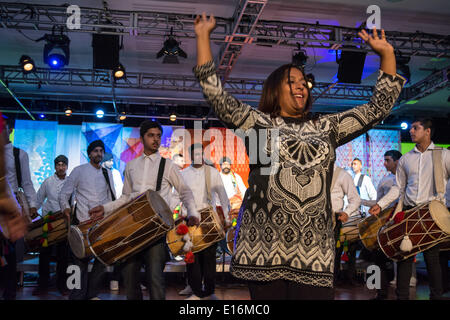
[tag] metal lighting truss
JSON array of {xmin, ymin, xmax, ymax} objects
[
  {"xmin": 0, "ymin": 2, "xmax": 448, "ymax": 58},
  {"xmin": 216, "ymin": 0, "xmax": 267, "ymax": 81},
  {"xmin": 1, "ymin": 64, "xmax": 447, "ymax": 104},
  {"xmin": 393, "ymin": 66, "xmax": 450, "ymax": 113},
  {"xmin": 0, "ymin": 64, "xmax": 374, "ymax": 101}
]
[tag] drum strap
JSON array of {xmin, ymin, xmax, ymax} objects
[
  {"xmin": 102, "ymin": 168, "xmax": 116, "ymax": 201},
  {"xmin": 356, "ymin": 174, "xmax": 365, "ymax": 195},
  {"xmin": 205, "ymin": 165, "xmax": 212, "ymax": 204},
  {"xmin": 432, "ymin": 148, "xmax": 445, "ymax": 199},
  {"xmin": 156, "ymin": 157, "xmax": 166, "ymax": 192}
]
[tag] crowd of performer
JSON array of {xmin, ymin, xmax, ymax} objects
[{"xmin": 0, "ymin": 13, "xmax": 449, "ymax": 301}]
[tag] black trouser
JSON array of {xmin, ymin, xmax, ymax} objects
[
  {"xmin": 110, "ymin": 263, "xmax": 122, "ymax": 283},
  {"xmin": 333, "ymin": 220, "xmax": 341, "ymax": 281},
  {"xmin": 0, "ymin": 240, "xmax": 17, "ymax": 300},
  {"xmin": 373, "ymin": 249, "xmax": 394, "ymax": 299},
  {"xmin": 396, "ymin": 243, "xmax": 443, "ymax": 300},
  {"xmin": 186, "ymin": 243, "xmax": 218, "ymax": 298},
  {"xmin": 38, "ymin": 241, "xmax": 69, "ymax": 290},
  {"xmin": 121, "ymin": 238, "xmax": 169, "ymax": 300},
  {"xmin": 440, "ymin": 250, "xmax": 450, "ymax": 293},
  {"xmin": 68, "ymin": 251, "xmax": 106, "ymax": 300},
  {"xmin": 335, "ymin": 240, "xmax": 362, "ymax": 281},
  {"xmin": 248, "ymin": 279, "xmax": 334, "ymax": 300}
]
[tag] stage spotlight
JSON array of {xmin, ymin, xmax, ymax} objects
[
  {"xmin": 96, "ymin": 109, "xmax": 105, "ymax": 118},
  {"xmin": 65, "ymin": 107, "xmax": 73, "ymax": 116},
  {"xmin": 156, "ymin": 28, "xmax": 187, "ymax": 64},
  {"xmin": 118, "ymin": 112, "xmax": 126, "ymax": 121},
  {"xmin": 305, "ymin": 73, "xmax": 315, "ymax": 89},
  {"xmin": 395, "ymin": 51, "xmax": 411, "ymax": 83},
  {"xmin": 401, "ymin": 122, "xmax": 408, "ymax": 130},
  {"xmin": 39, "ymin": 114, "xmax": 45, "ymax": 119},
  {"xmin": 38, "ymin": 31, "xmax": 70, "ymax": 69},
  {"xmin": 113, "ymin": 63, "xmax": 126, "ymax": 80},
  {"xmin": 19, "ymin": 55, "xmax": 35, "ymax": 73},
  {"xmin": 169, "ymin": 113, "xmax": 177, "ymax": 122},
  {"xmin": 292, "ymin": 47, "xmax": 308, "ymax": 68}
]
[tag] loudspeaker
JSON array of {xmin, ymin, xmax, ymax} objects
[
  {"xmin": 337, "ymin": 50, "xmax": 367, "ymax": 84},
  {"xmin": 92, "ymin": 34, "xmax": 120, "ymax": 70}
]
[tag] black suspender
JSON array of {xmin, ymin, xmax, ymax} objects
[
  {"xmin": 356, "ymin": 174, "xmax": 365, "ymax": 195},
  {"xmin": 156, "ymin": 157, "xmax": 166, "ymax": 192},
  {"xmin": 13, "ymin": 147, "xmax": 22, "ymax": 189},
  {"xmin": 102, "ymin": 168, "xmax": 116, "ymax": 201}
]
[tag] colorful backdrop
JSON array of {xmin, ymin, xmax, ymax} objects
[{"xmin": 13, "ymin": 120, "xmax": 401, "ymax": 193}]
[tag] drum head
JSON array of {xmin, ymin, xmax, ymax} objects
[
  {"xmin": 68, "ymin": 226, "xmax": 86, "ymax": 259},
  {"xmin": 147, "ymin": 190, "xmax": 174, "ymax": 228},
  {"xmin": 429, "ymin": 200, "xmax": 450, "ymax": 234}
]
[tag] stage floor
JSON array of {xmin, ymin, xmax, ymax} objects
[{"xmin": 8, "ymin": 254, "xmax": 450, "ymax": 300}]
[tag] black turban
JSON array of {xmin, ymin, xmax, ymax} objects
[
  {"xmin": 54, "ymin": 155, "xmax": 68, "ymax": 166},
  {"xmin": 87, "ymin": 139, "xmax": 105, "ymax": 156}
]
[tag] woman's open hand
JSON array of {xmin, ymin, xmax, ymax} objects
[
  {"xmin": 194, "ymin": 12, "xmax": 216, "ymax": 38},
  {"xmin": 358, "ymin": 27, "xmax": 394, "ymax": 57}
]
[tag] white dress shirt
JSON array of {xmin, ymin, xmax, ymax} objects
[
  {"xmin": 59, "ymin": 163, "xmax": 115, "ymax": 223},
  {"xmin": 353, "ymin": 172, "xmax": 377, "ymax": 214},
  {"xmin": 4, "ymin": 143, "xmax": 37, "ymax": 208},
  {"xmin": 103, "ymin": 152, "xmax": 199, "ymax": 220},
  {"xmin": 181, "ymin": 165, "xmax": 230, "ymax": 219},
  {"xmin": 361, "ymin": 172, "xmax": 399, "ymax": 210},
  {"xmin": 331, "ymin": 166, "xmax": 361, "ymax": 217},
  {"xmin": 219, "ymin": 171, "xmax": 247, "ymax": 199},
  {"xmin": 36, "ymin": 174, "xmax": 67, "ymax": 215},
  {"xmin": 396, "ymin": 142, "xmax": 450, "ymax": 207}
]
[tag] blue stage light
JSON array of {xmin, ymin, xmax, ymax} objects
[
  {"xmin": 96, "ymin": 109, "xmax": 104, "ymax": 118},
  {"xmin": 47, "ymin": 54, "xmax": 66, "ymax": 69},
  {"xmin": 401, "ymin": 122, "xmax": 408, "ymax": 130}
]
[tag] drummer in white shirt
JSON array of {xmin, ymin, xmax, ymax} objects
[
  {"xmin": 351, "ymin": 158, "xmax": 377, "ymax": 216},
  {"xmin": 395, "ymin": 118, "xmax": 450, "ymax": 300},
  {"xmin": 90, "ymin": 120, "xmax": 199, "ymax": 300},
  {"xmin": 218, "ymin": 157, "xmax": 247, "ymax": 204},
  {"xmin": 181, "ymin": 143, "xmax": 231, "ymax": 300},
  {"xmin": 33, "ymin": 155, "xmax": 70, "ymax": 296},
  {"xmin": 363, "ymin": 150, "xmax": 401, "ymax": 299},
  {"xmin": 330, "ymin": 165, "xmax": 361, "ymax": 285}
]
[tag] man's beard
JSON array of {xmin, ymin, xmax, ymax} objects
[
  {"xmin": 222, "ymin": 168, "xmax": 230, "ymax": 174},
  {"xmin": 92, "ymin": 156, "xmax": 102, "ymax": 164}
]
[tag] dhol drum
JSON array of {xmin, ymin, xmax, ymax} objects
[
  {"xmin": 378, "ymin": 200, "xmax": 450, "ymax": 261},
  {"xmin": 358, "ymin": 207, "xmax": 394, "ymax": 251},
  {"xmin": 68, "ymin": 218, "xmax": 99, "ymax": 259},
  {"xmin": 25, "ymin": 211, "xmax": 68, "ymax": 252},
  {"xmin": 87, "ymin": 190, "xmax": 174, "ymax": 265},
  {"xmin": 166, "ymin": 206, "xmax": 225, "ymax": 256},
  {"xmin": 339, "ymin": 215, "xmax": 365, "ymax": 244}
]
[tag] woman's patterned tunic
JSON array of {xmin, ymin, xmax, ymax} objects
[{"xmin": 194, "ymin": 61, "xmax": 405, "ymax": 288}]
